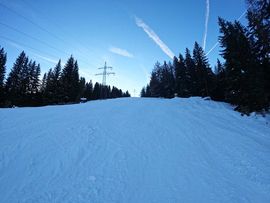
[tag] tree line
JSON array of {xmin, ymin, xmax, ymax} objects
[
  {"xmin": 0, "ymin": 50, "xmax": 130, "ymax": 107},
  {"xmin": 141, "ymin": 0, "xmax": 270, "ymax": 114}
]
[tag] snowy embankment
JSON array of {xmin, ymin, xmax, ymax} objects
[{"xmin": 0, "ymin": 97, "xmax": 269, "ymax": 202}]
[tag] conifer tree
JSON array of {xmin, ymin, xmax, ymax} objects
[
  {"xmin": 174, "ymin": 55, "xmax": 186, "ymax": 97},
  {"xmin": 149, "ymin": 62, "xmax": 162, "ymax": 97},
  {"xmin": 72, "ymin": 60, "xmax": 80, "ymax": 100},
  {"xmin": 140, "ymin": 87, "xmax": 146, "ymax": 97},
  {"xmin": 92, "ymin": 82, "xmax": 100, "ymax": 100},
  {"xmin": 60, "ymin": 56, "xmax": 79, "ymax": 103},
  {"xmin": 218, "ymin": 17, "xmax": 266, "ymax": 112},
  {"xmin": 160, "ymin": 61, "xmax": 175, "ymax": 98},
  {"xmin": 219, "ymin": 18, "xmax": 250, "ymax": 106},
  {"xmin": 27, "ymin": 61, "xmax": 40, "ymax": 105},
  {"xmin": 212, "ymin": 59, "xmax": 226, "ymax": 101},
  {"xmin": 83, "ymin": 80, "xmax": 93, "ymax": 100},
  {"xmin": 0, "ymin": 47, "xmax": 7, "ymax": 105},
  {"xmin": 78, "ymin": 77, "xmax": 86, "ymax": 100},
  {"xmin": 184, "ymin": 48, "xmax": 196, "ymax": 96},
  {"xmin": 52, "ymin": 60, "xmax": 62, "ymax": 102},
  {"xmin": 247, "ymin": 0, "xmax": 270, "ymax": 108},
  {"xmin": 40, "ymin": 73, "xmax": 47, "ymax": 94},
  {"xmin": 44, "ymin": 68, "xmax": 54, "ymax": 104},
  {"xmin": 145, "ymin": 84, "xmax": 151, "ymax": 97},
  {"xmin": 5, "ymin": 51, "xmax": 28, "ymax": 106},
  {"xmin": 123, "ymin": 90, "xmax": 130, "ymax": 97},
  {"xmin": 193, "ymin": 42, "xmax": 213, "ymax": 97}
]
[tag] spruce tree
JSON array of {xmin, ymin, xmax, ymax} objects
[
  {"xmin": 193, "ymin": 42, "xmax": 213, "ymax": 97},
  {"xmin": 160, "ymin": 61, "xmax": 175, "ymax": 98},
  {"xmin": 218, "ymin": 17, "xmax": 265, "ymax": 112},
  {"xmin": 27, "ymin": 61, "xmax": 40, "ymax": 105},
  {"xmin": 78, "ymin": 77, "xmax": 86, "ymax": 100},
  {"xmin": 174, "ymin": 54, "xmax": 187, "ymax": 97},
  {"xmin": 5, "ymin": 51, "xmax": 28, "ymax": 106},
  {"xmin": 72, "ymin": 60, "xmax": 80, "ymax": 101},
  {"xmin": 83, "ymin": 80, "xmax": 93, "ymax": 100},
  {"xmin": 40, "ymin": 73, "xmax": 47, "ymax": 94},
  {"xmin": 140, "ymin": 87, "xmax": 146, "ymax": 97},
  {"xmin": 219, "ymin": 18, "xmax": 249, "ymax": 106},
  {"xmin": 123, "ymin": 90, "xmax": 130, "ymax": 97},
  {"xmin": 44, "ymin": 68, "xmax": 54, "ymax": 104},
  {"xmin": 149, "ymin": 62, "xmax": 162, "ymax": 97},
  {"xmin": 52, "ymin": 60, "xmax": 62, "ymax": 103},
  {"xmin": 0, "ymin": 47, "xmax": 7, "ymax": 105},
  {"xmin": 212, "ymin": 59, "xmax": 226, "ymax": 101},
  {"xmin": 145, "ymin": 84, "xmax": 151, "ymax": 97},
  {"xmin": 60, "ymin": 56, "xmax": 79, "ymax": 103},
  {"xmin": 184, "ymin": 48, "xmax": 196, "ymax": 96},
  {"xmin": 92, "ymin": 82, "xmax": 100, "ymax": 100},
  {"xmin": 247, "ymin": 0, "xmax": 270, "ymax": 108},
  {"xmin": 32, "ymin": 63, "xmax": 41, "ymax": 105}
]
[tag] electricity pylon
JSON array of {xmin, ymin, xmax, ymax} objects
[{"xmin": 95, "ymin": 62, "xmax": 115, "ymax": 86}]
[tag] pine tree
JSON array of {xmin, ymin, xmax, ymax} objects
[
  {"xmin": 72, "ymin": 60, "xmax": 80, "ymax": 101},
  {"xmin": 43, "ymin": 60, "xmax": 62, "ymax": 104},
  {"xmin": 247, "ymin": 0, "xmax": 270, "ymax": 61},
  {"xmin": 44, "ymin": 68, "xmax": 54, "ymax": 104},
  {"xmin": 20, "ymin": 56, "xmax": 30, "ymax": 105},
  {"xmin": 40, "ymin": 73, "xmax": 47, "ymax": 102},
  {"xmin": 52, "ymin": 60, "xmax": 62, "ymax": 103},
  {"xmin": 247, "ymin": 0, "xmax": 270, "ymax": 108},
  {"xmin": 111, "ymin": 86, "xmax": 117, "ymax": 98},
  {"xmin": 149, "ymin": 62, "xmax": 162, "ymax": 97},
  {"xmin": 78, "ymin": 77, "xmax": 86, "ymax": 100},
  {"xmin": 0, "ymin": 47, "xmax": 7, "ymax": 105},
  {"xmin": 32, "ymin": 63, "xmax": 41, "ymax": 105},
  {"xmin": 160, "ymin": 61, "xmax": 175, "ymax": 98},
  {"xmin": 145, "ymin": 84, "xmax": 151, "ymax": 97},
  {"xmin": 184, "ymin": 48, "xmax": 196, "ymax": 96},
  {"xmin": 92, "ymin": 82, "xmax": 100, "ymax": 100},
  {"xmin": 212, "ymin": 59, "xmax": 226, "ymax": 101},
  {"xmin": 60, "ymin": 56, "xmax": 79, "ymax": 103},
  {"xmin": 219, "ymin": 18, "xmax": 248, "ymax": 106},
  {"xmin": 218, "ymin": 17, "xmax": 265, "ymax": 112},
  {"xmin": 27, "ymin": 61, "xmax": 40, "ymax": 105},
  {"xmin": 174, "ymin": 55, "xmax": 186, "ymax": 97},
  {"xmin": 83, "ymin": 80, "xmax": 93, "ymax": 100},
  {"xmin": 193, "ymin": 42, "xmax": 213, "ymax": 97},
  {"xmin": 123, "ymin": 91, "xmax": 130, "ymax": 97},
  {"xmin": 5, "ymin": 51, "xmax": 28, "ymax": 106},
  {"xmin": 140, "ymin": 87, "xmax": 146, "ymax": 97}
]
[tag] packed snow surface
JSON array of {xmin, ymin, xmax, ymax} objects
[{"xmin": 0, "ymin": 97, "xmax": 270, "ymax": 203}]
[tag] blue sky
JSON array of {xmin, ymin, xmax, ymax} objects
[{"xmin": 0, "ymin": 0, "xmax": 247, "ymax": 96}]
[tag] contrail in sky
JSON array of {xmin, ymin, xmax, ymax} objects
[
  {"xmin": 202, "ymin": 0, "xmax": 210, "ymax": 50},
  {"xmin": 109, "ymin": 47, "xmax": 134, "ymax": 58},
  {"xmin": 135, "ymin": 16, "xmax": 175, "ymax": 59}
]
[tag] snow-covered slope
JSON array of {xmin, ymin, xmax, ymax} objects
[{"xmin": 0, "ymin": 97, "xmax": 269, "ymax": 203}]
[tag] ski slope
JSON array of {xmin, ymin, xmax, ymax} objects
[{"xmin": 0, "ymin": 97, "xmax": 270, "ymax": 203}]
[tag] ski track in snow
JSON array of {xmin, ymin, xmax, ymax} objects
[{"xmin": 0, "ymin": 97, "xmax": 270, "ymax": 202}]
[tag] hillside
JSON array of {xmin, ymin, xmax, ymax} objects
[{"xmin": 0, "ymin": 97, "xmax": 269, "ymax": 202}]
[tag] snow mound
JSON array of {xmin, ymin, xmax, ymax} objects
[{"xmin": 0, "ymin": 97, "xmax": 269, "ymax": 202}]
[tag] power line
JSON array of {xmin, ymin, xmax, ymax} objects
[
  {"xmin": 0, "ymin": 35, "xmax": 59, "ymax": 63},
  {"xmin": 0, "ymin": 22, "xmax": 69, "ymax": 55},
  {"xmin": 0, "ymin": 2, "xmax": 98, "ymax": 68},
  {"xmin": 20, "ymin": 0, "xmax": 104, "ymax": 65},
  {"xmin": 0, "ymin": 2, "xmax": 65, "ymax": 44},
  {"xmin": 0, "ymin": 22, "xmax": 95, "ymax": 67}
]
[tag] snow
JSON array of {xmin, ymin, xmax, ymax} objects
[{"xmin": 0, "ymin": 97, "xmax": 270, "ymax": 203}]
